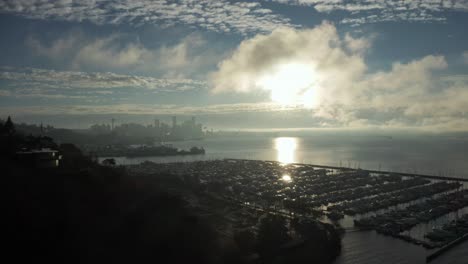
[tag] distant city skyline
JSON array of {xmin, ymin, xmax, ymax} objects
[
  {"xmin": 89, "ymin": 115, "xmax": 204, "ymax": 141},
  {"xmin": 1, "ymin": 1, "xmax": 468, "ymax": 131}
]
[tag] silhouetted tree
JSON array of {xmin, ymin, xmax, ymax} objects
[
  {"xmin": 102, "ymin": 158, "xmax": 116, "ymax": 166},
  {"xmin": 59, "ymin": 143, "xmax": 93, "ymax": 168},
  {"xmin": 3, "ymin": 116, "xmax": 15, "ymax": 136},
  {"xmin": 0, "ymin": 116, "xmax": 23, "ymax": 156},
  {"xmin": 4, "ymin": 134, "xmax": 229, "ymax": 264},
  {"xmin": 234, "ymin": 229, "xmax": 256, "ymax": 254},
  {"xmin": 284, "ymin": 219, "xmax": 342, "ymax": 264},
  {"xmin": 257, "ymin": 215, "xmax": 290, "ymax": 258}
]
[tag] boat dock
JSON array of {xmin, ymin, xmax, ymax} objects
[{"xmin": 426, "ymin": 233, "xmax": 468, "ymax": 263}]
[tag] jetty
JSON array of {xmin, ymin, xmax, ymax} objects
[{"xmin": 426, "ymin": 233, "xmax": 468, "ymax": 263}]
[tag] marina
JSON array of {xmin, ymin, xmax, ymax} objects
[
  {"xmin": 128, "ymin": 158, "xmax": 468, "ymax": 263},
  {"xmin": 100, "ymin": 135, "xmax": 468, "ymax": 263}
]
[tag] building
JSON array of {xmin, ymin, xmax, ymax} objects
[
  {"xmin": 154, "ymin": 119, "xmax": 160, "ymax": 129},
  {"xmin": 16, "ymin": 148, "xmax": 61, "ymax": 168}
]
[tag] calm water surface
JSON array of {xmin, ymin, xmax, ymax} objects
[{"xmin": 108, "ymin": 133, "xmax": 468, "ymax": 178}]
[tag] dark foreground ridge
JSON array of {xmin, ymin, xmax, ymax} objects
[{"xmin": 2, "ymin": 117, "xmax": 342, "ymax": 264}]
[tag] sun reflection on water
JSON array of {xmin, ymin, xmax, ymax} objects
[
  {"xmin": 274, "ymin": 137, "xmax": 298, "ymax": 165},
  {"xmin": 281, "ymin": 174, "xmax": 292, "ymax": 183}
]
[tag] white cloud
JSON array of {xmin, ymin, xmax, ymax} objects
[
  {"xmin": 27, "ymin": 33, "xmax": 80, "ymax": 62},
  {"xmin": 0, "ymin": 0, "xmax": 293, "ymax": 34},
  {"xmin": 0, "ymin": 67, "xmax": 206, "ymax": 92},
  {"xmin": 268, "ymin": 0, "xmax": 468, "ymax": 25},
  {"xmin": 211, "ymin": 23, "xmax": 468, "ymax": 130},
  {"xmin": 27, "ymin": 32, "xmax": 218, "ymax": 76},
  {"xmin": 0, "ymin": 102, "xmax": 293, "ymax": 116},
  {"xmin": 344, "ymin": 33, "xmax": 372, "ymax": 54},
  {"xmin": 155, "ymin": 34, "xmax": 217, "ymax": 75},
  {"xmin": 211, "ymin": 22, "xmax": 367, "ymax": 107},
  {"xmin": 463, "ymin": 51, "xmax": 468, "ymax": 64},
  {"xmin": 72, "ymin": 35, "xmax": 150, "ymax": 70},
  {"xmin": 0, "ymin": 90, "xmax": 11, "ymax": 97},
  {"xmin": 362, "ymin": 55, "xmax": 448, "ymax": 95},
  {"xmin": 27, "ymin": 33, "xmax": 149, "ymax": 70}
]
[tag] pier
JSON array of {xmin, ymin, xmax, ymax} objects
[{"xmin": 426, "ymin": 233, "xmax": 468, "ymax": 263}]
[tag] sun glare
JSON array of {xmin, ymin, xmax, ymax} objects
[
  {"xmin": 274, "ymin": 137, "xmax": 297, "ymax": 165},
  {"xmin": 281, "ymin": 174, "xmax": 292, "ymax": 183},
  {"xmin": 256, "ymin": 63, "xmax": 319, "ymax": 107}
]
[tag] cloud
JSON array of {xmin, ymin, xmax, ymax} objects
[
  {"xmin": 26, "ymin": 33, "xmax": 80, "ymax": 62},
  {"xmin": 0, "ymin": 89, "xmax": 11, "ymax": 97},
  {"xmin": 211, "ymin": 23, "xmax": 468, "ymax": 131},
  {"xmin": 362, "ymin": 55, "xmax": 448, "ymax": 95},
  {"xmin": 0, "ymin": 67, "xmax": 207, "ymax": 99},
  {"xmin": 27, "ymin": 32, "xmax": 218, "ymax": 76},
  {"xmin": 268, "ymin": 0, "xmax": 468, "ymax": 25},
  {"xmin": 154, "ymin": 34, "xmax": 222, "ymax": 77},
  {"xmin": 211, "ymin": 22, "xmax": 367, "ymax": 106},
  {"xmin": 464, "ymin": 51, "xmax": 468, "ymax": 64},
  {"xmin": 27, "ymin": 33, "xmax": 150, "ymax": 70},
  {"xmin": 0, "ymin": 0, "xmax": 293, "ymax": 35},
  {"xmin": 72, "ymin": 36, "xmax": 149, "ymax": 70},
  {"xmin": 344, "ymin": 33, "xmax": 372, "ymax": 54},
  {"xmin": 0, "ymin": 102, "xmax": 294, "ymax": 116}
]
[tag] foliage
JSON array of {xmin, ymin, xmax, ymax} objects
[
  {"xmin": 1, "ymin": 126, "xmax": 225, "ymax": 263},
  {"xmin": 234, "ymin": 229, "xmax": 256, "ymax": 254},
  {"xmin": 257, "ymin": 215, "xmax": 291, "ymax": 257},
  {"xmin": 102, "ymin": 158, "xmax": 116, "ymax": 166},
  {"xmin": 4, "ymin": 116, "xmax": 15, "ymax": 135}
]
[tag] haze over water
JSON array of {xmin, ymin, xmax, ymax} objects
[{"xmin": 110, "ymin": 132, "xmax": 468, "ymax": 179}]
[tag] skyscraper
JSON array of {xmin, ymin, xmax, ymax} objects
[{"xmin": 154, "ymin": 119, "xmax": 160, "ymax": 129}]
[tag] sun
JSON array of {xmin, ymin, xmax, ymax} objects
[{"xmin": 256, "ymin": 63, "xmax": 319, "ymax": 107}]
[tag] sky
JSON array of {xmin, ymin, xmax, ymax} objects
[{"xmin": 0, "ymin": 0, "xmax": 468, "ymax": 131}]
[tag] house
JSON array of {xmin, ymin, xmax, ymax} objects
[{"xmin": 16, "ymin": 148, "xmax": 61, "ymax": 168}]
